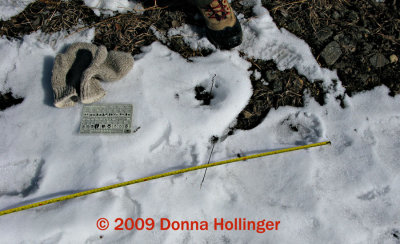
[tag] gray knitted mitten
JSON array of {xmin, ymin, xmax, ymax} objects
[
  {"xmin": 51, "ymin": 54, "xmax": 79, "ymax": 108},
  {"xmin": 52, "ymin": 42, "xmax": 134, "ymax": 107},
  {"xmin": 80, "ymin": 46, "xmax": 107, "ymax": 104},
  {"xmin": 96, "ymin": 50, "xmax": 134, "ymax": 82},
  {"xmin": 80, "ymin": 47, "xmax": 134, "ymax": 103},
  {"xmin": 51, "ymin": 42, "xmax": 101, "ymax": 108}
]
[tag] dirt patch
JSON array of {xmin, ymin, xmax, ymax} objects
[
  {"xmin": 92, "ymin": 0, "xmax": 214, "ymax": 57},
  {"xmin": 0, "ymin": 0, "xmax": 99, "ymax": 38},
  {"xmin": 261, "ymin": 0, "xmax": 400, "ymax": 96},
  {"xmin": 235, "ymin": 58, "xmax": 326, "ymax": 130},
  {"xmin": 0, "ymin": 92, "xmax": 24, "ymax": 111}
]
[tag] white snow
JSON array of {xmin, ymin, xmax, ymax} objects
[
  {"xmin": 0, "ymin": 0, "xmax": 35, "ymax": 21},
  {"xmin": 1, "ymin": 1, "xmax": 400, "ymax": 243},
  {"xmin": 83, "ymin": 0, "xmax": 143, "ymax": 16},
  {"xmin": 168, "ymin": 24, "xmax": 217, "ymax": 52}
]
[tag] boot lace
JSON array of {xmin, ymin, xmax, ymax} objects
[{"xmin": 205, "ymin": 0, "xmax": 231, "ymax": 21}]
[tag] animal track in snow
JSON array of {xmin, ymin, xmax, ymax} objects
[
  {"xmin": 277, "ymin": 112, "xmax": 323, "ymax": 145},
  {"xmin": 357, "ymin": 186, "xmax": 390, "ymax": 201},
  {"xmin": 0, "ymin": 158, "xmax": 44, "ymax": 197}
]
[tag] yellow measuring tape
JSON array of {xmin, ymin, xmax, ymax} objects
[{"xmin": 0, "ymin": 141, "xmax": 330, "ymax": 216}]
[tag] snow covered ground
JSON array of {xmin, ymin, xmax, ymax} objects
[
  {"xmin": 83, "ymin": 0, "xmax": 143, "ymax": 16},
  {"xmin": 0, "ymin": 0, "xmax": 35, "ymax": 20},
  {"xmin": 1, "ymin": 1, "xmax": 400, "ymax": 243}
]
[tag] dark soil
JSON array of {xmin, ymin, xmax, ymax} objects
[
  {"xmin": 235, "ymin": 58, "xmax": 326, "ymax": 130},
  {"xmin": 0, "ymin": 0, "xmax": 399, "ymax": 132},
  {"xmin": 0, "ymin": 0, "xmax": 99, "ymax": 38},
  {"xmin": 92, "ymin": 1, "xmax": 213, "ymax": 57},
  {"xmin": 261, "ymin": 0, "xmax": 400, "ymax": 96},
  {"xmin": 0, "ymin": 92, "xmax": 24, "ymax": 111}
]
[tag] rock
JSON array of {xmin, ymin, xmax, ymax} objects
[
  {"xmin": 360, "ymin": 74, "xmax": 369, "ymax": 84},
  {"xmin": 33, "ymin": 17, "xmax": 40, "ymax": 26},
  {"xmin": 347, "ymin": 10, "xmax": 359, "ymax": 23},
  {"xmin": 171, "ymin": 20, "xmax": 179, "ymax": 28},
  {"xmin": 288, "ymin": 20, "xmax": 301, "ymax": 33},
  {"xmin": 363, "ymin": 43, "xmax": 373, "ymax": 54},
  {"xmin": 321, "ymin": 41, "xmax": 343, "ymax": 65},
  {"xmin": 333, "ymin": 33, "xmax": 344, "ymax": 42},
  {"xmin": 332, "ymin": 11, "xmax": 341, "ymax": 20},
  {"xmin": 340, "ymin": 35, "xmax": 357, "ymax": 53},
  {"xmin": 243, "ymin": 110, "xmax": 253, "ymax": 119},
  {"xmin": 390, "ymin": 54, "xmax": 398, "ymax": 63},
  {"xmin": 272, "ymin": 80, "xmax": 283, "ymax": 93},
  {"xmin": 279, "ymin": 9, "xmax": 289, "ymax": 18},
  {"xmin": 265, "ymin": 70, "xmax": 278, "ymax": 81},
  {"xmin": 316, "ymin": 27, "xmax": 333, "ymax": 42},
  {"xmin": 369, "ymin": 53, "xmax": 389, "ymax": 68},
  {"xmin": 334, "ymin": 62, "xmax": 346, "ymax": 70}
]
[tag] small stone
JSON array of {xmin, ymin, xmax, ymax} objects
[
  {"xmin": 321, "ymin": 41, "xmax": 343, "ymax": 65},
  {"xmin": 265, "ymin": 70, "xmax": 278, "ymax": 81},
  {"xmin": 161, "ymin": 22, "xmax": 169, "ymax": 29},
  {"xmin": 243, "ymin": 110, "xmax": 253, "ymax": 119},
  {"xmin": 347, "ymin": 11, "xmax": 359, "ymax": 23},
  {"xmin": 332, "ymin": 11, "xmax": 341, "ymax": 20},
  {"xmin": 272, "ymin": 80, "xmax": 283, "ymax": 93},
  {"xmin": 33, "ymin": 17, "xmax": 40, "ymax": 26},
  {"xmin": 369, "ymin": 53, "xmax": 389, "ymax": 68},
  {"xmin": 390, "ymin": 54, "xmax": 398, "ymax": 63},
  {"xmin": 360, "ymin": 74, "xmax": 369, "ymax": 84},
  {"xmin": 316, "ymin": 27, "xmax": 333, "ymax": 42},
  {"xmin": 171, "ymin": 20, "xmax": 179, "ymax": 28},
  {"xmin": 363, "ymin": 43, "xmax": 373, "ymax": 54},
  {"xmin": 333, "ymin": 33, "xmax": 344, "ymax": 42},
  {"xmin": 288, "ymin": 20, "xmax": 301, "ymax": 33},
  {"xmin": 279, "ymin": 9, "xmax": 289, "ymax": 17}
]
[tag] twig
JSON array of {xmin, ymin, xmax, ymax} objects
[
  {"xmin": 21, "ymin": 12, "xmax": 35, "ymax": 31},
  {"xmin": 209, "ymin": 74, "xmax": 216, "ymax": 95},
  {"xmin": 65, "ymin": 5, "xmax": 168, "ymax": 38},
  {"xmin": 272, "ymin": 0, "xmax": 307, "ymax": 12},
  {"xmin": 200, "ymin": 136, "xmax": 218, "ymax": 189}
]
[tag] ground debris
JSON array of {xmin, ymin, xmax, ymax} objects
[
  {"xmin": 235, "ymin": 58, "xmax": 325, "ymax": 130},
  {"xmin": 321, "ymin": 41, "xmax": 342, "ymax": 65},
  {"xmin": 0, "ymin": 0, "xmax": 99, "ymax": 37},
  {"xmin": 0, "ymin": 92, "xmax": 24, "ymax": 111},
  {"xmin": 262, "ymin": 0, "xmax": 400, "ymax": 96},
  {"xmin": 1, "ymin": 0, "xmax": 399, "ymax": 130}
]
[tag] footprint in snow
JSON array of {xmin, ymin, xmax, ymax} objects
[
  {"xmin": 0, "ymin": 158, "xmax": 44, "ymax": 197},
  {"xmin": 277, "ymin": 112, "xmax": 323, "ymax": 145},
  {"xmin": 357, "ymin": 185, "xmax": 390, "ymax": 201}
]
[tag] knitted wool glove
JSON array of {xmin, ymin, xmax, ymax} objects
[
  {"xmin": 80, "ymin": 48, "xmax": 134, "ymax": 103},
  {"xmin": 51, "ymin": 54, "xmax": 79, "ymax": 108},
  {"xmin": 52, "ymin": 42, "xmax": 134, "ymax": 107},
  {"xmin": 51, "ymin": 42, "xmax": 101, "ymax": 108},
  {"xmin": 80, "ymin": 46, "xmax": 107, "ymax": 104},
  {"xmin": 96, "ymin": 50, "xmax": 134, "ymax": 82}
]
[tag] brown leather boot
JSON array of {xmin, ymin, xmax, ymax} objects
[{"xmin": 198, "ymin": 0, "xmax": 242, "ymax": 49}]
